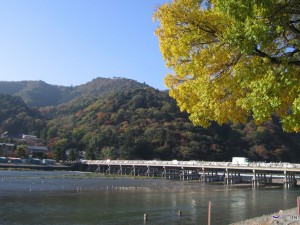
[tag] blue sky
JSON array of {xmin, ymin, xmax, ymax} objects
[{"xmin": 0, "ymin": 0, "xmax": 170, "ymax": 90}]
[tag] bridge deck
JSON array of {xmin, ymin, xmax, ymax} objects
[
  {"xmin": 82, "ymin": 160, "xmax": 300, "ymax": 172},
  {"xmin": 81, "ymin": 160, "xmax": 300, "ymax": 187}
]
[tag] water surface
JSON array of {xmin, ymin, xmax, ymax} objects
[{"xmin": 0, "ymin": 170, "xmax": 298, "ymax": 225}]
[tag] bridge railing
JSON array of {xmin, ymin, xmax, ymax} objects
[{"xmin": 81, "ymin": 160, "xmax": 300, "ymax": 169}]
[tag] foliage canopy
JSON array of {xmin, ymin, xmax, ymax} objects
[{"xmin": 154, "ymin": 0, "xmax": 300, "ymax": 132}]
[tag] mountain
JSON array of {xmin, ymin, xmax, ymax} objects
[
  {"xmin": 0, "ymin": 77, "xmax": 148, "ymax": 107},
  {"xmin": 0, "ymin": 80, "xmax": 63, "ymax": 107},
  {"xmin": 47, "ymin": 87, "xmax": 227, "ymax": 160},
  {"xmin": 0, "ymin": 93, "xmax": 46, "ymax": 137},
  {"xmin": 46, "ymin": 86, "xmax": 300, "ymax": 162},
  {"xmin": 1, "ymin": 77, "xmax": 300, "ymax": 162}
]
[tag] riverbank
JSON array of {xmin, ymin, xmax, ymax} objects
[
  {"xmin": 0, "ymin": 162, "xmax": 71, "ymax": 170},
  {"xmin": 230, "ymin": 207, "xmax": 300, "ymax": 225}
]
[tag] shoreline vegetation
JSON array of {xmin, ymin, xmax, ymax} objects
[{"xmin": 0, "ymin": 162, "xmax": 70, "ymax": 170}]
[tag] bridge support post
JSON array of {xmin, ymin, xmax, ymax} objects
[
  {"xmin": 213, "ymin": 170, "xmax": 217, "ymax": 182},
  {"xmin": 214, "ymin": 170, "xmax": 218, "ymax": 181},
  {"xmin": 119, "ymin": 165, "xmax": 122, "ymax": 175},
  {"xmin": 162, "ymin": 166, "xmax": 166, "ymax": 179},
  {"xmin": 268, "ymin": 173, "xmax": 273, "ymax": 185},
  {"xmin": 131, "ymin": 165, "xmax": 136, "ymax": 176},
  {"xmin": 225, "ymin": 169, "xmax": 229, "ymax": 185},
  {"xmin": 202, "ymin": 168, "xmax": 206, "ymax": 182},
  {"xmin": 180, "ymin": 167, "xmax": 185, "ymax": 180},
  {"xmin": 95, "ymin": 165, "xmax": 100, "ymax": 173},
  {"xmin": 252, "ymin": 170, "xmax": 257, "ymax": 187},
  {"xmin": 284, "ymin": 171, "xmax": 288, "ymax": 188},
  {"xmin": 234, "ymin": 171, "xmax": 237, "ymax": 184},
  {"xmin": 252, "ymin": 171, "xmax": 267, "ymax": 187},
  {"xmin": 106, "ymin": 165, "xmax": 111, "ymax": 175},
  {"xmin": 284, "ymin": 171, "xmax": 296, "ymax": 188}
]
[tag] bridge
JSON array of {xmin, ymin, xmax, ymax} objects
[{"xmin": 81, "ymin": 160, "xmax": 300, "ymax": 187}]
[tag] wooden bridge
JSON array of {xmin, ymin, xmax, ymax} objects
[{"xmin": 81, "ymin": 160, "xmax": 300, "ymax": 187}]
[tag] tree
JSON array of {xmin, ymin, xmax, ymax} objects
[
  {"xmin": 52, "ymin": 138, "xmax": 68, "ymax": 161},
  {"xmin": 16, "ymin": 144, "xmax": 29, "ymax": 158},
  {"xmin": 85, "ymin": 147, "xmax": 96, "ymax": 160},
  {"xmin": 68, "ymin": 149, "xmax": 78, "ymax": 161},
  {"xmin": 154, "ymin": 0, "xmax": 300, "ymax": 132}
]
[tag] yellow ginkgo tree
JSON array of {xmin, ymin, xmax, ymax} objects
[{"xmin": 154, "ymin": 0, "xmax": 300, "ymax": 132}]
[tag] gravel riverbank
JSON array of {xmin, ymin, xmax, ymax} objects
[{"xmin": 230, "ymin": 208, "xmax": 300, "ymax": 225}]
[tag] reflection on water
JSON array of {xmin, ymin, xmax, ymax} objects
[{"xmin": 0, "ymin": 170, "xmax": 299, "ymax": 225}]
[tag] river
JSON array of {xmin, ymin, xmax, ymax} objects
[{"xmin": 0, "ymin": 170, "xmax": 299, "ymax": 225}]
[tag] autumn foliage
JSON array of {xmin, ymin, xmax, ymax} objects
[{"xmin": 154, "ymin": 0, "xmax": 300, "ymax": 132}]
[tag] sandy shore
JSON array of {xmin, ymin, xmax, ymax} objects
[{"xmin": 230, "ymin": 208, "xmax": 300, "ymax": 225}]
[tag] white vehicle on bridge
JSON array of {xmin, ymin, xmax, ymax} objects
[{"xmin": 232, "ymin": 157, "xmax": 250, "ymax": 165}]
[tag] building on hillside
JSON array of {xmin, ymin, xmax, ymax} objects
[
  {"xmin": 0, "ymin": 143, "xmax": 16, "ymax": 156},
  {"xmin": 1, "ymin": 131, "xmax": 8, "ymax": 138},
  {"xmin": 20, "ymin": 134, "xmax": 43, "ymax": 146},
  {"xmin": 22, "ymin": 134, "xmax": 38, "ymax": 140},
  {"xmin": 27, "ymin": 146, "xmax": 49, "ymax": 155},
  {"xmin": 0, "ymin": 142, "xmax": 49, "ymax": 157}
]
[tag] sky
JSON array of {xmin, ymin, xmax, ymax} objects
[{"xmin": 0, "ymin": 0, "xmax": 171, "ymax": 90}]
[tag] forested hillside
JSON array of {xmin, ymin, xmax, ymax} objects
[
  {"xmin": 0, "ymin": 80, "xmax": 64, "ymax": 107},
  {"xmin": 1, "ymin": 78, "xmax": 300, "ymax": 162},
  {"xmin": 0, "ymin": 77, "xmax": 148, "ymax": 107},
  {"xmin": 0, "ymin": 93, "xmax": 45, "ymax": 137},
  {"xmin": 45, "ymin": 86, "xmax": 300, "ymax": 162}
]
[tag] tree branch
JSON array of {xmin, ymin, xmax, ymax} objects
[
  {"xmin": 290, "ymin": 19, "xmax": 300, "ymax": 24},
  {"xmin": 253, "ymin": 48, "xmax": 281, "ymax": 64},
  {"xmin": 253, "ymin": 47, "xmax": 300, "ymax": 67},
  {"xmin": 289, "ymin": 23, "xmax": 300, "ymax": 36}
]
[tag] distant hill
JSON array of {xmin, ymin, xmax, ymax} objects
[
  {"xmin": 1, "ymin": 77, "xmax": 300, "ymax": 162},
  {"xmin": 46, "ymin": 87, "xmax": 221, "ymax": 160},
  {"xmin": 0, "ymin": 80, "xmax": 63, "ymax": 107},
  {"xmin": 0, "ymin": 93, "xmax": 45, "ymax": 136},
  {"xmin": 46, "ymin": 86, "xmax": 300, "ymax": 162},
  {"xmin": 0, "ymin": 77, "xmax": 149, "ymax": 107}
]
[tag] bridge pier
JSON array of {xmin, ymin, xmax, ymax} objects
[
  {"xmin": 179, "ymin": 168, "xmax": 199, "ymax": 180},
  {"xmin": 268, "ymin": 173, "xmax": 273, "ymax": 184},
  {"xmin": 131, "ymin": 166, "xmax": 136, "ymax": 176},
  {"xmin": 145, "ymin": 166, "xmax": 150, "ymax": 177},
  {"xmin": 118, "ymin": 165, "xmax": 122, "ymax": 175},
  {"xmin": 162, "ymin": 166, "xmax": 166, "ymax": 179},
  {"xmin": 224, "ymin": 169, "xmax": 230, "ymax": 185},
  {"xmin": 200, "ymin": 168, "xmax": 206, "ymax": 182},
  {"xmin": 106, "ymin": 165, "xmax": 111, "ymax": 175},
  {"xmin": 224, "ymin": 170, "xmax": 243, "ymax": 185},
  {"xmin": 252, "ymin": 170, "xmax": 257, "ymax": 187},
  {"xmin": 165, "ymin": 167, "xmax": 180, "ymax": 179},
  {"xmin": 82, "ymin": 160, "xmax": 300, "ymax": 187},
  {"xmin": 180, "ymin": 168, "xmax": 184, "ymax": 180},
  {"xmin": 95, "ymin": 165, "xmax": 101, "ymax": 173},
  {"xmin": 283, "ymin": 171, "xmax": 296, "ymax": 188},
  {"xmin": 198, "ymin": 169, "xmax": 220, "ymax": 183},
  {"xmin": 252, "ymin": 170, "xmax": 268, "ymax": 187}
]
